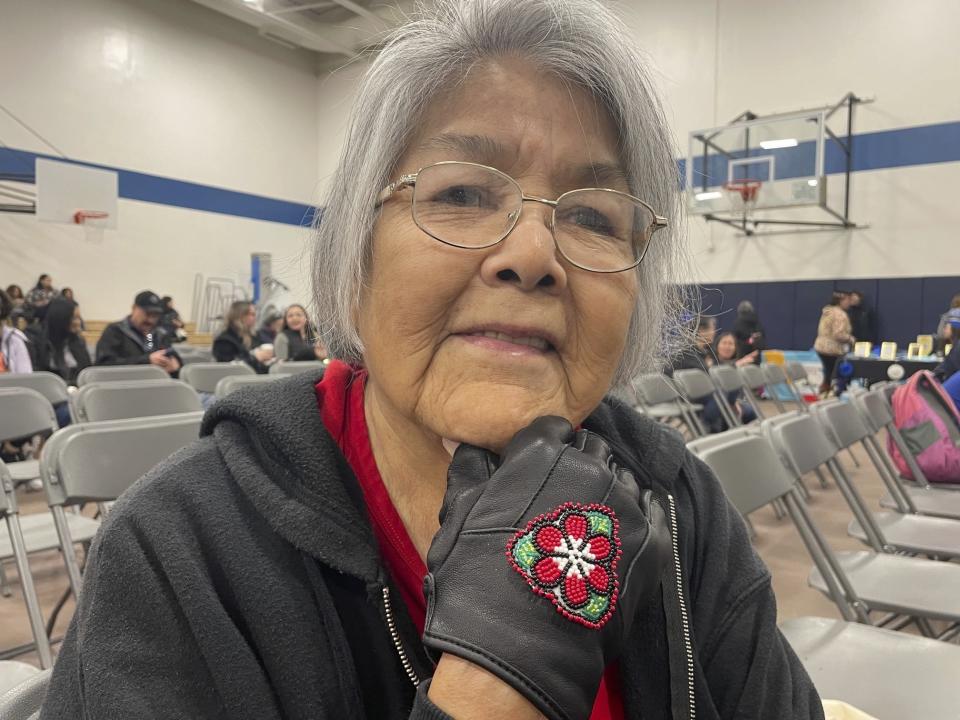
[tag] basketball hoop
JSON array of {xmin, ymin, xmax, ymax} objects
[
  {"xmin": 723, "ymin": 181, "xmax": 762, "ymax": 215},
  {"xmin": 73, "ymin": 210, "xmax": 110, "ymax": 243}
]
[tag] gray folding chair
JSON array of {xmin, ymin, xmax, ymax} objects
[
  {"xmin": 0, "ymin": 462, "xmax": 53, "ymax": 669},
  {"xmin": 76, "ymin": 365, "xmax": 169, "ymax": 386},
  {"xmin": 0, "ymin": 373, "xmax": 70, "ymax": 407},
  {"xmin": 763, "ymin": 364, "xmax": 806, "ymax": 411},
  {"xmin": 780, "ymin": 616, "xmax": 960, "ymax": 720},
  {"xmin": 214, "ymin": 374, "xmax": 282, "ymax": 398},
  {"xmin": 760, "ymin": 416, "xmax": 960, "ymax": 638},
  {"xmin": 180, "ymin": 362, "xmax": 255, "ymax": 394},
  {"xmin": 71, "ymin": 380, "xmax": 201, "ymax": 422},
  {"xmin": 176, "ymin": 346, "xmax": 213, "ymax": 365},
  {"xmin": 40, "ymin": 412, "xmax": 203, "ymax": 599},
  {"xmin": 739, "ymin": 363, "xmax": 784, "ymax": 413},
  {"xmin": 672, "ymin": 368, "xmax": 739, "ymax": 430},
  {"xmin": 269, "ymin": 360, "xmax": 326, "ymax": 377},
  {"xmin": 0, "ymin": 389, "xmax": 58, "ymax": 487},
  {"xmin": 632, "ymin": 374, "xmax": 704, "ymax": 438},
  {"xmin": 0, "ymin": 666, "xmax": 51, "ymax": 720},
  {"xmin": 709, "ymin": 364, "xmax": 763, "ymax": 422}
]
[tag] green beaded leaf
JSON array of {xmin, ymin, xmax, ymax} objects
[
  {"xmin": 586, "ymin": 511, "xmax": 613, "ymax": 538},
  {"xmin": 581, "ymin": 592, "xmax": 610, "ymax": 623},
  {"xmin": 512, "ymin": 533, "xmax": 539, "ymax": 570}
]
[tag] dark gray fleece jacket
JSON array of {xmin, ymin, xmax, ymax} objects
[{"xmin": 40, "ymin": 372, "xmax": 822, "ymax": 720}]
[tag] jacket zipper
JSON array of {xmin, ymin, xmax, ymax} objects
[
  {"xmin": 381, "ymin": 586, "xmax": 420, "ymax": 687},
  {"xmin": 668, "ymin": 494, "xmax": 696, "ymax": 720}
]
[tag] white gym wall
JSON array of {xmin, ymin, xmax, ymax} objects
[{"xmin": 0, "ymin": 0, "xmax": 319, "ymax": 320}]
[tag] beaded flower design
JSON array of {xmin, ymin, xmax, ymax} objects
[{"xmin": 507, "ymin": 502, "xmax": 621, "ymax": 629}]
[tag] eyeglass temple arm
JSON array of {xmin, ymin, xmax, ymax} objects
[{"xmin": 376, "ymin": 174, "xmax": 417, "ymax": 205}]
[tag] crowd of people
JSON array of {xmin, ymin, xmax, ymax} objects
[{"xmin": 1, "ymin": 274, "xmax": 326, "ymax": 388}]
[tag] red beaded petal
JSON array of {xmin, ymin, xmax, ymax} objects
[
  {"xmin": 563, "ymin": 513, "xmax": 588, "ymax": 541},
  {"xmin": 586, "ymin": 565, "xmax": 609, "ymax": 593},
  {"xmin": 564, "ymin": 573, "xmax": 589, "ymax": 608},
  {"xmin": 533, "ymin": 557, "xmax": 563, "ymax": 587},
  {"xmin": 535, "ymin": 525, "xmax": 564, "ymax": 554},
  {"xmin": 587, "ymin": 535, "xmax": 611, "ymax": 561}
]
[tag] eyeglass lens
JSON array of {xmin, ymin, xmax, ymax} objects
[{"xmin": 411, "ymin": 162, "xmax": 654, "ymax": 272}]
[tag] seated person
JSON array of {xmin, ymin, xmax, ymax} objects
[
  {"xmin": 1, "ymin": 289, "xmax": 33, "ymax": 373},
  {"xmin": 37, "ymin": 298, "xmax": 92, "ymax": 385},
  {"xmin": 713, "ymin": 330, "xmax": 758, "ymax": 424},
  {"xmin": 95, "ymin": 291, "xmax": 181, "ymax": 375},
  {"xmin": 274, "ymin": 304, "xmax": 324, "ymax": 361},
  {"xmin": 667, "ymin": 315, "xmax": 715, "ymax": 374},
  {"xmin": 212, "ymin": 301, "xmax": 273, "ymax": 373},
  {"xmin": 255, "ymin": 311, "xmax": 283, "ymax": 347},
  {"xmin": 935, "ymin": 309, "xmax": 960, "ymax": 411},
  {"xmin": 40, "ymin": 2, "xmax": 821, "ymax": 718}
]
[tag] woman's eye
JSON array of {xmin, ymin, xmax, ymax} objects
[
  {"xmin": 564, "ymin": 206, "xmax": 617, "ymax": 237},
  {"xmin": 433, "ymin": 185, "xmax": 487, "ymax": 207}
]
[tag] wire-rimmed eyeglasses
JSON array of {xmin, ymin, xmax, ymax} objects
[{"xmin": 376, "ymin": 161, "xmax": 667, "ymax": 274}]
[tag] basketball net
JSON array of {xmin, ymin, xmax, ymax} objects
[
  {"xmin": 723, "ymin": 181, "xmax": 762, "ymax": 219},
  {"xmin": 73, "ymin": 210, "xmax": 109, "ymax": 244}
]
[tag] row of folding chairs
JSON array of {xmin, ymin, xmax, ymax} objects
[
  {"xmin": 631, "ymin": 361, "xmax": 811, "ymax": 438},
  {"xmin": 0, "ymin": 407, "xmax": 202, "ymax": 680},
  {"xmin": 692, "ymin": 409, "xmax": 960, "ymax": 719}
]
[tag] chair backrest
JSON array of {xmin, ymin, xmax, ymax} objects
[
  {"xmin": 73, "ymin": 380, "xmax": 202, "ymax": 422},
  {"xmin": 812, "ymin": 400, "xmax": 870, "ymax": 448},
  {"xmin": 177, "ymin": 347, "xmax": 213, "ymax": 365},
  {"xmin": 633, "ymin": 374, "xmax": 681, "ymax": 406},
  {"xmin": 214, "ymin": 374, "xmax": 281, "ymax": 398},
  {"xmin": 709, "ymin": 364, "xmax": 745, "ymax": 392},
  {"xmin": 41, "ymin": 412, "xmax": 203, "ymax": 505},
  {"xmin": 852, "ymin": 390, "xmax": 893, "ymax": 433},
  {"xmin": 764, "ymin": 414, "xmax": 837, "ymax": 476},
  {"xmin": 0, "ymin": 388, "xmax": 58, "ymax": 442},
  {"xmin": 672, "ymin": 368, "xmax": 717, "ymax": 401},
  {"xmin": 269, "ymin": 361, "xmax": 326, "ymax": 377},
  {"xmin": 698, "ymin": 435, "xmax": 797, "ymax": 515},
  {"xmin": 77, "ymin": 365, "xmax": 169, "ymax": 386},
  {"xmin": 763, "ymin": 364, "xmax": 789, "ymax": 386},
  {"xmin": 686, "ymin": 426, "xmax": 757, "ymax": 456},
  {"xmin": 739, "ymin": 364, "xmax": 766, "ymax": 390},
  {"xmin": 0, "ymin": 666, "xmax": 51, "ymax": 720},
  {"xmin": 0, "ymin": 372, "xmax": 70, "ymax": 405},
  {"xmin": 786, "ymin": 361, "xmax": 809, "ymax": 382},
  {"xmin": 180, "ymin": 362, "xmax": 255, "ymax": 393}
]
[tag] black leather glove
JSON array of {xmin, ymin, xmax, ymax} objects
[{"xmin": 423, "ymin": 416, "xmax": 671, "ymax": 720}]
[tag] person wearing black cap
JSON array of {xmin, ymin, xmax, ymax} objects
[{"xmin": 94, "ymin": 291, "xmax": 181, "ymax": 374}]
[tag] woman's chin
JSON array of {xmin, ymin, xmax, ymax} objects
[{"xmin": 421, "ymin": 387, "xmax": 582, "ymax": 455}]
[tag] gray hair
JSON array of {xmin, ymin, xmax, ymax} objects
[{"xmin": 312, "ymin": 0, "xmax": 693, "ymax": 384}]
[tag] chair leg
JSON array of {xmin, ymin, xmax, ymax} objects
[
  {"xmin": 0, "ymin": 561, "xmax": 11, "ymax": 598},
  {"xmin": 5, "ymin": 515, "xmax": 53, "ymax": 668},
  {"xmin": 814, "ymin": 467, "xmax": 830, "ymax": 489},
  {"xmin": 52, "ymin": 505, "xmax": 84, "ymax": 601},
  {"xmin": 846, "ymin": 447, "xmax": 861, "ymax": 468},
  {"xmin": 771, "ymin": 498, "xmax": 786, "ymax": 520}
]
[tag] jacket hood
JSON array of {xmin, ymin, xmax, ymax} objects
[{"xmin": 201, "ymin": 371, "xmax": 384, "ymax": 585}]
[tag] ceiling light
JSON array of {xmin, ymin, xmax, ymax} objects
[
  {"xmin": 759, "ymin": 138, "xmax": 798, "ymax": 150},
  {"xmin": 695, "ymin": 191, "xmax": 723, "ymax": 201}
]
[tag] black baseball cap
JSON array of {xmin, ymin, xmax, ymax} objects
[{"xmin": 134, "ymin": 291, "xmax": 164, "ymax": 314}]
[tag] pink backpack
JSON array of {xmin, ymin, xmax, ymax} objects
[{"xmin": 887, "ymin": 371, "xmax": 960, "ymax": 483}]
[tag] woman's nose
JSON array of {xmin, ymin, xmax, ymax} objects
[{"xmin": 478, "ymin": 202, "xmax": 568, "ymax": 293}]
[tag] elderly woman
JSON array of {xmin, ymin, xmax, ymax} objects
[{"xmin": 42, "ymin": 2, "xmax": 821, "ymax": 719}]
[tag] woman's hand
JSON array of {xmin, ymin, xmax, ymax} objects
[
  {"xmin": 253, "ymin": 346, "xmax": 274, "ymax": 363},
  {"xmin": 423, "ymin": 417, "xmax": 671, "ymax": 720},
  {"xmin": 735, "ymin": 350, "xmax": 758, "ymax": 367}
]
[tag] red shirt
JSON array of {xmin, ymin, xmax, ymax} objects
[{"xmin": 317, "ymin": 360, "xmax": 623, "ymax": 720}]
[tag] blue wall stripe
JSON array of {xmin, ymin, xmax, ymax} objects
[
  {"xmin": 3, "ymin": 120, "xmax": 958, "ymax": 225},
  {"xmin": 0, "ymin": 148, "xmax": 315, "ymax": 227}
]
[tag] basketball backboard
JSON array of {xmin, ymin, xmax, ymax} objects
[
  {"xmin": 687, "ymin": 110, "xmax": 827, "ymax": 216},
  {"xmin": 35, "ymin": 158, "xmax": 118, "ymax": 229}
]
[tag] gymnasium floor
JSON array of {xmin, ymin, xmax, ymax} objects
[{"xmin": 0, "ymin": 400, "xmax": 885, "ymax": 667}]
